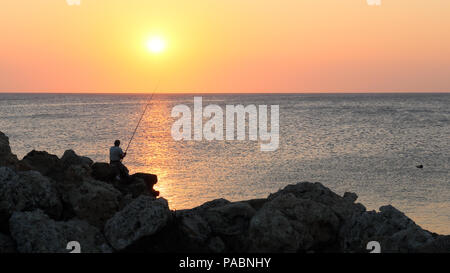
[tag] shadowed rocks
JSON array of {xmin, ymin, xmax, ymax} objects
[{"xmin": 0, "ymin": 131, "xmax": 448, "ymax": 253}]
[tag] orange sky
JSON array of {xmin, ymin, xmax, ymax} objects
[{"xmin": 1, "ymin": 0, "xmax": 450, "ymax": 93}]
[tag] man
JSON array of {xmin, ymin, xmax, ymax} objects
[{"xmin": 110, "ymin": 140, "xmax": 129, "ymax": 180}]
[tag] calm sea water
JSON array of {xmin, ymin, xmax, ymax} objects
[{"xmin": 0, "ymin": 93, "xmax": 449, "ymax": 234}]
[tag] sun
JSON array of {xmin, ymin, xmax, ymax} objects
[{"xmin": 146, "ymin": 37, "xmax": 166, "ymax": 54}]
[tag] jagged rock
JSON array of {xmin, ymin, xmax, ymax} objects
[
  {"xmin": 248, "ymin": 193, "xmax": 340, "ymax": 253},
  {"xmin": 104, "ymin": 196, "xmax": 172, "ymax": 251},
  {"xmin": 91, "ymin": 162, "xmax": 116, "ymax": 182},
  {"xmin": 417, "ymin": 235, "xmax": 450, "ymax": 253},
  {"xmin": 343, "ymin": 192, "xmax": 358, "ymax": 203},
  {"xmin": 61, "ymin": 178, "xmax": 122, "ymax": 229},
  {"xmin": 268, "ymin": 182, "xmax": 366, "ymax": 222},
  {"xmin": 178, "ymin": 212, "xmax": 211, "ymax": 244},
  {"xmin": 113, "ymin": 177, "xmax": 152, "ymax": 198},
  {"xmin": 165, "ymin": 210, "xmax": 217, "ymax": 252},
  {"xmin": 339, "ymin": 205, "xmax": 434, "ymax": 253},
  {"xmin": 0, "ymin": 232, "xmax": 16, "ymax": 253},
  {"xmin": 60, "ymin": 150, "xmax": 93, "ymax": 168},
  {"xmin": 192, "ymin": 198, "xmax": 231, "ymax": 213},
  {"xmin": 9, "ymin": 210, "xmax": 111, "ymax": 253},
  {"xmin": 207, "ymin": 236, "xmax": 226, "ymax": 253},
  {"xmin": 0, "ymin": 132, "xmax": 19, "ymax": 168},
  {"xmin": 63, "ymin": 164, "xmax": 92, "ymax": 186},
  {"xmin": 0, "ymin": 167, "xmax": 63, "ymax": 232},
  {"xmin": 20, "ymin": 150, "xmax": 61, "ymax": 177},
  {"xmin": 242, "ymin": 198, "xmax": 267, "ymax": 211},
  {"xmin": 202, "ymin": 202, "xmax": 256, "ymax": 252},
  {"xmin": 204, "ymin": 202, "xmax": 256, "ymax": 236}
]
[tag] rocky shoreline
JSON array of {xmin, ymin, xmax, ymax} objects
[{"xmin": 0, "ymin": 131, "xmax": 448, "ymax": 253}]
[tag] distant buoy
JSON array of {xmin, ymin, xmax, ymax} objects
[{"xmin": 416, "ymin": 165, "xmax": 424, "ymax": 169}]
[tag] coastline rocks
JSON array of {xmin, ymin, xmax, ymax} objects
[
  {"xmin": 340, "ymin": 205, "xmax": 434, "ymax": 253},
  {"xmin": 9, "ymin": 210, "xmax": 111, "ymax": 253},
  {"xmin": 91, "ymin": 162, "xmax": 116, "ymax": 182},
  {"xmin": 268, "ymin": 182, "xmax": 366, "ymax": 222},
  {"xmin": 60, "ymin": 150, "xmax": 93, "ymax": 168},
  {"xmin": 417, "ymin": 235, "xmax": 450, "ymax": 253},
  {"xmin": 0, "ymin": 167, "xmax": 63, "ymax": 232},
  {"xmin": 0, "ymin": 131, "xmax": 448, "ymax": 253},
  {"xmin": 61, "ymin": 178, "xmax": 123, "ymax": 228},
  {"xmin": 0, "ymin": 132, "xmax": 19, "ymax": 168},
  {"xmin": 0, "ymin": 232, "xmax": 16, "ymax": 253},
  {"xmin": 104, "ymin": 196, "xmax": 172, "ymax": 251},
  {"xmin": 20, "ymin": 150, "xmax": 62, "ymax": 177},
  {"xmin": 248, "ymin": 193, "xmax": 340, "ymax": 253}
]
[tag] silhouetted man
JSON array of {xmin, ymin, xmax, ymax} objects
[{"xmin": 110, "ymin": 140, "xmax": 129, "ymax": 180}]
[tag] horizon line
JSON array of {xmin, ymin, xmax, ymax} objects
[{"xmin": 1, "ymin": 91, "xmax": 450, "ymax": 95}]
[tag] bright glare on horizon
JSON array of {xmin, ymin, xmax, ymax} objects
[{"xmin": 146, "ymin": 37, "xmax": 166, "ymax": 54}]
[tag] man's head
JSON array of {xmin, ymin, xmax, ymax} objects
[{"xmin": 114, "ymin": 140, "xmax": 120, "ymax": 147}]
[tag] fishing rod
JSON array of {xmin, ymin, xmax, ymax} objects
[{"xmin": 124, "ymin": 81, "xmax": 161, "ymax": 156}]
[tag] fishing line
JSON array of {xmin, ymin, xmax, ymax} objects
[{"xmin": 124, "ymin": 80, "xmax": 161, "ymax": 156}]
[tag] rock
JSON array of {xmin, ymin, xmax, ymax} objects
[
  {"xmin": 170, "ymin": 210, "xmax": 217, "ymax": 252},
  {"xmin": 91, "ymin": 162, "xmax": 116, "ymax": 182},
  {"xmin": 248, "ymin": 193, "xmax": 340, "ymax": 253},
  {"xmin": 202, "ymin": 202, "xmax": 256, "ymax": 252},
  {"xmin": 339, "ymin": 205, "xmax": 434, "ymax": 253},
  {"xmin": 113, "ymin": 177, "xmax": 153, "ymax": 198},
  {"xmin": 204, "ymin": 202, "xmax": 256, "ymax": 236},
  {"xmin": 132, "ymin": 173, "xmax": 158, "ymax": 186},
  {"xmin": 63, "ymin": 164, "xmax": 92, "ymax": 186},
  {"xmin": 178, "ymin": 212, "xmax": 211, "ymax": 244},
  {"xmin": 60, "ymin": 150, "xmax": 93, "ymax": 168},
  {"xmin": 104, "ymin": 196, "xmax": 172, "ymax": 251},
  {"xmin": 20, "ymin": 150, "xmax": 62, "ymax": 177},
  {"xmin": 0, "ymin": 232, "xmax": 16, "ymax": 253},
  {"xmin": 207, "ymin": 236, "xmax": 226, "ymax": 253},
  {"xmin": 417, "ymin": 235, "xmax": 450, "ymax": 253},
  {"xmin": 0, "ymin": 167, "xmax": 63, "ymax": 232},
  {"xmin": 242, "ymin": 198, "xmax": 267, "ymax": 211},
  {"xmin": 60, "ymin": 178, "xmax": 122, "ymax": 229},
  {"xmin": 130, "ymin": 173, "xmax": 159, "ymax": 197},
  {"xmin": 0, "ymin": 132, "xmax": 19, "ymax": 168},
  {"xmin": 192, "ymin": 198, "xmax": 231, "ymax": 213},
  {"xmin": 9, "ymin": 210, "xmax": 111, "ymax": 253},
  {"xmin": 343, "ymin": 192, "xmax": 358, "ymax": 203},
  {"xmin": 268, "ymin": 182, "xmax": 366, "ymax": 222}
]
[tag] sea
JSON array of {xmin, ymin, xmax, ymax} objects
[{"xmin": 0, "ymin": 93, "xmax": 449, "ymax": 234}]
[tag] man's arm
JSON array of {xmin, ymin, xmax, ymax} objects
[{"xmin": 120, "ymin": 149, "xmax": 127, "ymax": 159}]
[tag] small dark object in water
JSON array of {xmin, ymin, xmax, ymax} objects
[{"xmin": 416, "ymin": 165, "xmax": 424, "ymax": 169}]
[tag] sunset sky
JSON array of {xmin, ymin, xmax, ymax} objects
[{"xmin": 1, "ymin": 0, "xmax": 450, "ymax": 93}]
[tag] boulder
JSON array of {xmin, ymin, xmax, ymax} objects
[
  {"xmin": 0, "ymin": 232, "xmax": 16, "ymax": 253},
  {"xmin": 63, "ymin": 164, "xmax": 92, "ymax": 186},
  {"xmin": 417, "ymin": 235, "xmax": 450, "ymax": 253},
  {"xmin": 91, "ymin": 162, "xmax": 116, "ymax": 182},
  {"xmin": 248, "ymin": 193, "xmax": 340, "ymax": 253},
  {"xmin": 60, "ymin": 178, "xmax": 122, "ymax": 229},
  {"xmin": 0, "ymin": 132, "xmax": 19, "ymax": 168},
  {"xmin": 9, "ymin": 210, "xmax": 111, "ymax": 253},
  {"xmin": 20, "ymin": 150, "xmax": 62, "ymax": 177},
  {"xmin": 60, "ymin": 150, "xmax": 93, "ymax": 168},
  {"xmin": 104, "ymin": 196, "xmax": 172, "ymax": 251},
  {"xmin": 202, "ymin": 202, "xmax": 256, "ymax": 252},
  {"xmin": 0, "ymin": 167, "xmax": 63, "ymax": 232},
  {"xmin": 113, "ymin": 177, "xmax": 154, "ymax": 198},
  {"xmin": 269, "ymin": 183, "xmax": 366, "ymax": 221},
  {"xmin": 339, "ymin": 205, "xmax": 434, "ymax": 253},
  {"xmin": 191, "ymin": 198, "xmax": 231, "ymax": 213},
  {"xmin": 204, "ymin": 202, "xmax": 256, "ymax": 236}
]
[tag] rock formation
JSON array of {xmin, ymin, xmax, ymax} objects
[{"xmin": 0, "ymin": 131, "xmax": 448, "ymax": 253}]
